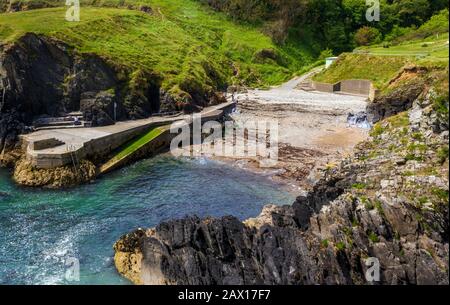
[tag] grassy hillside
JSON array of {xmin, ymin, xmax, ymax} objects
[
  {"xmin": 0, "ymin": 0, "xmax": 315, "ymax": 99},
  {"xmin": 313, "ymin": 32, "xmax": 449, "ymax": 89},
  {"xmin": 356, "ymin": 33, "xmax": 449, "ymax": 64},
  {"xmin": 312, "ymin": 53, "xmax": 410, "ymax": 88}
]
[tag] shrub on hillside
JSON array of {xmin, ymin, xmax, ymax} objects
[
  {"xmin": 354, "ymin": 26, "xmax": 382, "ymax": 46},
  {"xmin": 391, "ymin": 9, "xmax": 449, "ymax": 43},
  {"xmin": 384, "ymin": 25, "xmax": 416, "ymax": 42},
  {"xmin": 319, "ymin": 48, "xmax": 334, "ymax": 60}
]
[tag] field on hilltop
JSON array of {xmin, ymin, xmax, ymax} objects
[{"xmin": 313, "ymin": 32, "xmax": 449, "ymax": 89}]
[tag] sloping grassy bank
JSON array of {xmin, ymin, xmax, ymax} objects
[
  {"xmin": 312, "ymin": 53, "xmax": 410, "ymax": 89},
  {"xmin": 0, "ymin": 0, "xmax": 315, "ymax": 100},
  {"xmin": 99, "ymin": 125, "xmax": 167, "ymax": 174},
  {"xmin": 313, "ymin": 28, "xmax": 449, "ymax": 90}
]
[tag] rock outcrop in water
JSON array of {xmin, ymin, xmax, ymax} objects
[
  {"xmin": 114, "ymin": 74, "xmax": 449, "ymax": 285},
  {"xmin": 13, "ymin": 157, "xmax": 97, "ymax": 188}
]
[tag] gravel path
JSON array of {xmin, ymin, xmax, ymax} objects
[{"xmin": 236, "ymin": 71, "xmax": 368, "ymax": 115}]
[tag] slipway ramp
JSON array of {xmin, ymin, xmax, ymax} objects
[{"xmin": 99, "ymin": 125, "xmax": 170, "ymax": 175}]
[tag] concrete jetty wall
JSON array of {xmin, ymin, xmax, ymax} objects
[
  {"xmin": 99, "ymin": 104, "xmax": 236, "ymax": 174},
  {"xmin": 311, "ymin": 79, "xmax": 379, "ymax": 100},
  {"xmin": 82, "ymin": 121, "xmax": 170, "ymax": 162},
  {"xmin": 24, "ymin": 121, "xmax": 170, "ymax": 169},
  {"xmin": 99, "ymin": 127, "xmax": 173, "ymax": 175},
  {"xmin": 22, "ymin": 102, "xmax": 236, "ymax": 169}
]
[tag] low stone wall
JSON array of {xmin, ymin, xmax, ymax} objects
[
  {"xmin": 340, "ymin": 79, "xmax": 371, "ymax": 95},
  {"xmin": 29, "ymin": 151, "xmax": 74, "ymax": 169},
  {"xmin": 311, "ymin": 81, "xmax": 340, "ymax": 93},
  {"xmin": 311, "ymin": 79, "xmax": 379, "ymax": 101},
  {"xmin": 31, "ymin": 138, "xmax": 65, "ymax": 150}
]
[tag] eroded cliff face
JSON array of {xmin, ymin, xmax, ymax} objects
[
  {"xmin": 366, "ymin": 66, "xmax": 444, "ymax": 123},
  {"xmin": 114, "ymin": 80, "xmax": 449, "ymax": 285}
]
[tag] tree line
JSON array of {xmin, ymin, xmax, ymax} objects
[{"xmin": 198, "ymin": 0, "xmax": 448, "ymax": 52}]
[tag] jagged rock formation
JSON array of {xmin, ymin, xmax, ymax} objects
[
  {"xmin": 114, "ymin": 79, "xmax": 449, "ymax": 285},
  {"xmin": 13, "ymin": 157, "xmax": 97, "ymax": 188}
]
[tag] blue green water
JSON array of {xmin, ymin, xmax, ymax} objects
[{"xmin": 0, "ymin": 155, "xmax": 295, "ymax": 285}]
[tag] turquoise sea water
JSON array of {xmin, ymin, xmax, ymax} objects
[{"xmin": 0, "ymin": 155, "xmax": 295, "ymax": 285}]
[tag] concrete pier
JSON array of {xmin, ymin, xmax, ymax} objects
[{"xmin": 21, "ymin": 102, "xmax": 236, "ymax": 169}]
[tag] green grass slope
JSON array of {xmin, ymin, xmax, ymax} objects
[
  {"xmin": 0, "ymin": 1, "xmax": 316, "ymax": 100},
  {"xmin": 99, "ymin": 125, "xmax": 166, "ymax": 173},
  {"xmin": 312, "ymin": 53, "xmax": 410, "ymax": 88},
  {"xmin": 313, "ymin": 33, "xmax": 449, "ymax": 89},
  {"xmin": 356, "ymin": 33, "xmax": 449, "ymax": 64}
]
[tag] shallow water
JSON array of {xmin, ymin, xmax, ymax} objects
[{"xmin": 0, "ymin": 155, "xmax": 295, "ymax": 284}]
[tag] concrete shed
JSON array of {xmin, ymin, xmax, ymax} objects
[{"xmin": 325, "ymin": 57, "xmax": 338, "ymax": 68}]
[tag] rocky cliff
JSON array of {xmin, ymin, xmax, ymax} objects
[
  {"xmin": 0, "ymin": 33, "xmax": 225, "ymax": 161},
  {"xmin": 0, "ymin": 34, "xmax": 144, "ymax": 154},
  {"xmin": 367, "ymin": 66, "xmax": 437, "ymax": 123},
  {"xmin": 114, "ymin": 72, "xmax": 449, "ymax": 285}
]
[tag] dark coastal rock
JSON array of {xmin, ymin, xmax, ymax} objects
[
  {"xmin": 114, "ymin": 85, "xmax": 449, "ymax": 285},
  {"xmin": 293, "ymin": 173, "xmax": 351, "ymax": 230},
  {"xmin": 0, "ymin": 33, "xmax": 144, "ymax": 124},
  {"xmin": 115, "ymin": 210, "xmax": 329, "ymax": 285},
  {"xmin": 159, "ymin": 89, "xmax": 179, "ymax": 113},
  {"xmin": 80, "ymin": 91, "xmax": 117, "ymax": 127},
  {"xmin": 0, "ymin": 33, "xmax": 74, "ymax": 121},
  {"xmin": 0, "ymin": 110, "xmax": 25, "ymax": 156},
  {"xmin": 65, "ymin": 55, "xmax": 119, "ymax": 112}
]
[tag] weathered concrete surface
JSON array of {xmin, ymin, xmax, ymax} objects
[
  {"xmin": 98, "ymin": 126, "xmax": 171, "ymax": 175},
  {"xmin": 30, "ymin": 138, "xmax": 65, "ymax": 150},
  {"xmin": 340, "ymin": 79, "xmax": 372, "ymax": 95},
  {"xmin": 21, "ymin": 102, "xmax": 235, "ymax": 169},
  {"xmin": 311, "ymin": 79, "xmax": 378, "ymax": 100},
  {"xmin": 310, "ymin": 81, "xmax": 338, "ymax": 93}
]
